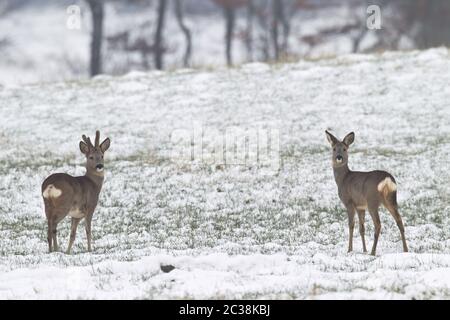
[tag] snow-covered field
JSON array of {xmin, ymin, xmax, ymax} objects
[{"xmin": 1, "ymin": 48, "xmax": 450, "ymax": 299}]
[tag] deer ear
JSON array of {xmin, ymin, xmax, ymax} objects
[
  {"xmin": 80, "ymin": 141, "xmax": 89, "ymax": 154},
  {"xmin": 325, "ymin": 130, "xmax": 339, "ymax": 146},
  {"xmin": 100, "ymin": 138, "xmax": 110, "ymax": 153},
  {"xmin": 343, "ymin": 132, "xmax": 355, "ymax": 146}
]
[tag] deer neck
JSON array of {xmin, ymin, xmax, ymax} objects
[
  {"xmin": 333, "ymin": 163, "xmax": 350, "ymax": 189},
  {"xmin": 85, "ymin": 169, "xmax": 105, "ymax": 191}
]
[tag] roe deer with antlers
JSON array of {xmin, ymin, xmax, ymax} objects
[
  {"xmin": 42, "ymin": 131, "xmax": 110, "ymax": 254},
  {"xmin": 325, "ymin": 131, "xmax": 408, "ymax": 256}
]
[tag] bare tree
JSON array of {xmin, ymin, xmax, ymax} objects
[
  {"xmin": 224, "ymin": 5, "xmax": 235, "ymax": 65},
  {"xmin": 279, "ymin": 0, "xmax": 294, "ymax": 54},
  {"xmin": 370, "ymin": 0, "xmax": 450, "ymax": 51},
  {"xmin": 245, "ymin": 0, "xmax": 255, "ymax": 61},
  {"xmin": 271, "ymin": 0, "xmax": 281, "ymax": 60},
  {"xmin": 349, "ymin": 2, "xmax": 369, "ymax": 53},
  {"xmin": 128, "ymin": 38, "xmax": 154, "ymax": 70},
  {"xmin": 411, "ymin": 0, "xmax": 450, "ymax": 49},
  {"xmin": 271, "ymin": 0, "xmax": 290, "ymax": 60},
  {"xmin": 154, "ymin": 0, "xmax": 167, "ymax": 70},
  {"xmin": 213, "ymin": 0, "xmax": 247, "ymax": 66},
  {"xmin": 87, "ymin": 0, "xmax": 105, "ymax": 77},
  {"xmin": 255, "ymin": 0, "xmax": 271, "ymax": 62},
  {"xmin": 174, "ymin": 0, "xmax": 192, "ymax": 67}
]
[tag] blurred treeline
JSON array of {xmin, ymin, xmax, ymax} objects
[{"xmin": 1, "ymin": 0, "xmax": 450, "ymax": 77}]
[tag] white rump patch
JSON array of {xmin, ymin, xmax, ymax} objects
[
  {"xmin": 42, "ymin": 184, "xmax": 62, "ymax": 199},
  {"xmin": 377, "ymin": 177, "xmax": 397, "ymax": 192},
  {"xmin": 69, "ymin": 208, "xmax": 85, "ymax": 219}
]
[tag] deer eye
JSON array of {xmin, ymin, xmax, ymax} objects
[
  {"xmin": 89, "ymin": 156, "xmax": 94, "ymax": 160},
  {"xmin": 343, "ymin": 148, "xmax": 347, "ymax": 152},
  {"xmin": 333, "ymin": 148, "xmax": 336, "ymax": 151}
]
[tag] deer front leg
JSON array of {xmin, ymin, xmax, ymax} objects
[
  {"xmin": 357, "ymin": 209, "xmax": 367, "ymax": 253},
  {"xmin": 47, "ymin": 220, "xmax": 53, "ymax": 252},
  {"xmin": 66, "ymin": 218, "xmax": 81, "ymax": 254},
  {"xmin": 346, "ymin": 204, "xmax": 356, "ymax": 253},
  {"xmin": 368, "ymin": 207, "xmax": 381, "ymax": 256},
  {"xmin": 85, "ymin": 215, "xmax": 93, "ymax": 252}
]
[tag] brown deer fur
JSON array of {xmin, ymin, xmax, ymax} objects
[
  {"xmin": 325, "ymin": 130, "xmax": 408, "ymax": 255},
  {"xmin": 42, "ymin": 131, "xmax": 110, "ymax": 254}
]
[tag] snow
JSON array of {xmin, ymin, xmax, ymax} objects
[{"xmin": 0, "ymin": 48, "xmax": 450, "ymax": 299}]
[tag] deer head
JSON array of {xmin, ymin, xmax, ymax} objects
[
  {"xmin": 79, "ymin": 130, "xmax": 111, "ymax": 175},
  {"xmin": 325, "ymin": 130, "xmax": 354, "ymax": 168}
]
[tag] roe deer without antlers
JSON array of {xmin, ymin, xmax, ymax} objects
[
  {"xmin": 325, "ymin": 131, "xmax": 408, "ymax": 256},
  {"xmin": 42, "ymin": 131, "xmax": 111, "ymax": 254}
]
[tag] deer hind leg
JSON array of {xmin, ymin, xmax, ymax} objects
[
  {"xmin": 46, "ymin": 206, "xmax": 70, "ymax": 253},
  {"xmin": 346, "ymin": 204, "xmax": 356, "ymax": 253},
  {"xmin": 357, "ymin": 209, "xmax": 367, "ymax": 253},
  {"xmin": 383, "ymin": 200, "xmax": 408, "ymax": 253},
  {"xmin": 44, "ymin": 202, "xmax": 56, "ymax": 252},
  {"xmin": 368, "ymin": 206, "xmax": 381, "ymax": 256},
  {"xmin": 47, "ymin": 219, "xmax": 53, "ymax": 252},
  {"xmin": 66, "ymin": 218, "xmax": 81, "ymax": 254},
  {"xmin": 51, "ymin": 219, "xmax": 59, "ymax": 252}
]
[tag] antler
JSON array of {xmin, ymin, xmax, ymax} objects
[
  {"xmin": 82, "ymin": 134, "xmax": 94, "ymax": 150},
  {"xmin": 95, "ymin": 130, "xmax": 100, "ymax": 148}
]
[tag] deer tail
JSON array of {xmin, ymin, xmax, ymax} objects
[{"xmin": 377, "ymin": 177, "xmax": 398, "ymax": 208}]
